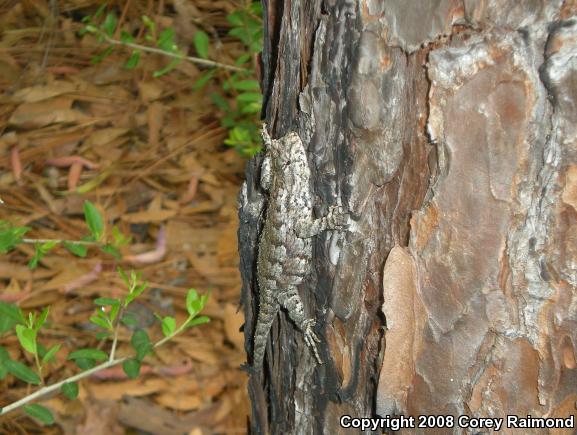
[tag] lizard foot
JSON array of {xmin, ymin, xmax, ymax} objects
[
  {"xmin": 326, "ymin": 206, "xmax": 350, "ymax": 230},
  {"xmin": 302, "ymin": 319, "xmax": 323, "ymax": 364}
]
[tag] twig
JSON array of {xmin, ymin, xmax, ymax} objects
[
  {"xmin": 100, "ymin": 34, "xmax": 247, "ymax": 72},
  {"xmin": 21, "ymin": 238, "xmax": 98, "ymax": 246},
  {"xmin": 0, "ymin": 358, "xmax": 124, "ymax": 416},
  {"xmin": 0, "ymin": 323, "xmax": 188, "ymax": 416}
]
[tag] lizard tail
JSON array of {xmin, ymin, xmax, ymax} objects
[{"xmin": 252, "ymin": 301, "xmax": 277, "ymax": 368}]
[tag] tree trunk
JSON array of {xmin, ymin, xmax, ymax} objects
[{"xmin": 239, "ymin": 1, "xmax": 577, "ymax": 434}]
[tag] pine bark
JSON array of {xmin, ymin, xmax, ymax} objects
[{"xmin": 239, "ymin": 1, "xmax": 577, "ymax": 434}]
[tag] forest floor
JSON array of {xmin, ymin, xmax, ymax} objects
[{"xmin": 0, "ymin": 1, "xmax": 250, "ymax": 433}]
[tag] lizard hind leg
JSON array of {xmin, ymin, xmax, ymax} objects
[{"xmin": 277, "ymin": 286, "xmax": 323, "ymax": 364}]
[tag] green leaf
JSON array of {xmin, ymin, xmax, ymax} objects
[
  {"xmin": 221, "ymin": 78, "xmax": 232, "ymax": 92},
  {"xmin": 226, "ymin": 11, "xmax": 243, "ymax": 26},
  {"xmin": 15, "ymin": 325, "xmax": 37, "ymax": 355},
  {"xmin": 228, "ymin": 120, "xmax": 254, "ymax": 139},
  {"xmin": 0, "ymin": 346, "xmax": 9, "ymax": 363},
  {"xmin": 240, "ymin": 102, "xmax": 262, "ymax": 114},
  {"xmin": 79, "ymin": 24, "xmax": 97, "ymax": 35},
  {"xmin": 130, "ymin": 270, "xmax": 138, "ymax": 287},
  {"xmin": 122, "ymin": 358, "xmax": 141, "ymax": 379},
  {"xmin": 95, "ymin": 331, "xmax": 110, "ymax": 340},
  {"xmin": 210, "ymin": 93, "xmax": 230, "ymax": 112},
  {"xmin": 231, "ymin": 79, "xmax": 260, "ymax": 91},
  {"xmin": 83, "ymin": 201, "xmax": 104, "ymax": 241},
  {"xmin": 246, "ymin": 17, "xmax": 262, "ymax": 33},
  {"xmin": 28, "ymin": 244, "xmax": 42, "ymax": 269},
  {"xmin": 109, "ymin": 302, "xmax": 120, "ymax": 323},
  {"xmin": 23, "ymin": 404, "xmax": 54, "ymax": 425},
  {"xmin": 63, "ymin": 241, "xmax": 88, "ymax": 257},
  {"xmin": 37, "ymin": 342, "xmax": 47, "ymax": 359},
  {"xmin": 41, "ymin": 241, "xmax": 58, "ymax": 251},
  {"xmin": 74, "ymin": 358, "xmax": 96, "ymax": 370},
  {"xmin": 76, "ymin": 169, "xmax": 112, "ymax": 193},
  {"xmin": 236, "ymin": 92, "xmax": 262, "ymax": 103},
  {"xmin": 142, "ymin": 15, "xmax": 155, "ymax": 32},
  {"xmin": 4, "ymin": 359, "xmax": 41, "ymax": 384},
  {"xmin": 35, "ymin": 307, "xmax": 49, "ymax": 331},
  {"xmin": 234, "ymin": 54, "xmax": 252, "ymax": 66},
  {"xmin": 120, "ymin": 30, "xmax": 134, "ymax": 44},
  {"xmin": 185, "ymin": 315, "xmax": 210, "ymax": 328},
  {"xmin": 61, "ymin": 382, "xmax": 79, "ymax": 400},
  {"xmin": 221, "ymin": 116, "xmax": 235, "ymax": 128},
  {"xmin": 131, "ymin": 329, "xmax": 151, "ymax": 361},
  {"xmin": 120, "ymin": 311, "xmax": 138, "ymax": 327},
  {"xmin": 117, "ymin": 267, "xmax": 129, "ymax": 287},
  {"xmin": 0, "ymin": 346, "xmax": 9, "ymax": 380},
  {"xmin": 94, "ymin": 4, "xmax": 107, "ymax": 19},
  {"xmin": 161, "ymin": 316, "xmax": 176, "ymax": 337},
  {"xmin": 185, "ymin": 291, "xmax": 208, "ymax": 320},
  {"xmin": 92, "ymin": 46, "xmax": 114, "ymax": 64},
  {"xmin": 100, "ymin": 244, "xmax": 121, "ymax": 259},
  {"xmin": 249, "ymin": 1, "xmax": 263, "ymax": 15},
  {"xmin": 157, "ymin": 28, "xmax": 178, "ymax": 52},
  {"xmin": 90, "ymin": 315, "xmax": 112, "ymax": 331},
  {"xmin": 125, "ymin": 281, "xmax": 147, "ymax": 307},
  {"xmin": 111, "ymin": 226, "xmax": 131, "ymax": 247},
  {"xmin": 101, "ymin": 12, "xmax": 117, "ymax": 37},
  {"xmin": 228, "ymin": 27, "xmax": 249, "ymax": 45},
  {"xmin": 41, "ymin": 344, "xmax": 61, "ymax": 366},
  {"xmin": 153, "ymin": 58, "xmax": 180, "ymax": 78},
  {"xmin": 94, "ymin": 297, "xmax": 120, "ymax": 307},
  {"xmin": 0, "ymin": 221, "xmax": 30, "ymax": 253},
  {"xmin": 125, "ymin": 51, "xmax": 141, "ymax": 69},
  {"xmin": 0, "ymin": 302, "xmax": 24, "ymax": 333},
  {"xmin": 193, "ymin": 31, "xmax": 210, "ymax": 59},
  {"xmin": 250, "ymin": 40, "xmax": 263, "ymax": 54},
  {"xmin": 200, "ymin": 293, "xmax": 209, "ymax": 306},
  {"xmin": 67, "ymin": 348, "xmax": 107, "ymax": 361},
  {"xmin": 185, "ymin": 289, "xmax": 199, "ymax": 316},
  {"xmin": 192, "ymin": 69, "xmax": 215, "ymax": 91}
]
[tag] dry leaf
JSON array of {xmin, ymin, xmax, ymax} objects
[
  {"xmin": 147, "ymin": 102, "xmax": 164, "ymax": 148},
  {"xmin": 121, "ymin": 209, "xmax": 177, "ymax": 223},
  {"xmin": 138, "ymin": 80, "xmax": 164, "ymax": 102},
  {"xmin": 223, "ymin": 304, "xmax": 244, "ymax": 350},
  {"xmin": 88, "ymin": 378, "xmax": 168, "ymax": 401},
  {"xmin": 84, "ymin": 128, "xmax": 129, "ymax": 148},
  {"xmin": 13, "ymin": 81, "xmax": 78, "ymax": 103},
  {"xmin": 9, "ymin": 96, "xmax": 85, "ymax": 128}
]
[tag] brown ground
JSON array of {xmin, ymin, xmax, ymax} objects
[{"xmin": 0, "ymin": 1, "xmax": 249, "ymax": 433}]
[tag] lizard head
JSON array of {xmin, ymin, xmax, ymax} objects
[
  {"xmin": 260, "ymin": 125, "xmax": 308, "ymax": 188},
  {"xmin": 266, "ymin": 132, "xmax": 306, "ymax": 169}
]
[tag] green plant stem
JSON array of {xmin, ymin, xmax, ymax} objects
[
  {"xmin": 33, "ymin": 352, "xmax": 44, "ymax": 386},
  {"xmin": 100, "ymin": 34, "xmax": 247, "ymax": 72},
  {"xmin": 108, "ymin": 307, "xmax": 124, "ymax": 362},
  {"xmin": 0, "ymin": 317, "xmax": 193, "ymax": 417}
]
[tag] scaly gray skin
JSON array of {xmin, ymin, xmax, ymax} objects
[{"xmin": 253, "ymin": 124, "xmax": 348, "ymax": 369}]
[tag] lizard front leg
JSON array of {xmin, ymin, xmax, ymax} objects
[
  {"xmin": 277, "ymin": 285, "xmax": 322, "ymax": 364},
  {"xmin": 295, "ymin": 205, "xmax": 349, "ymax": 238}
]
